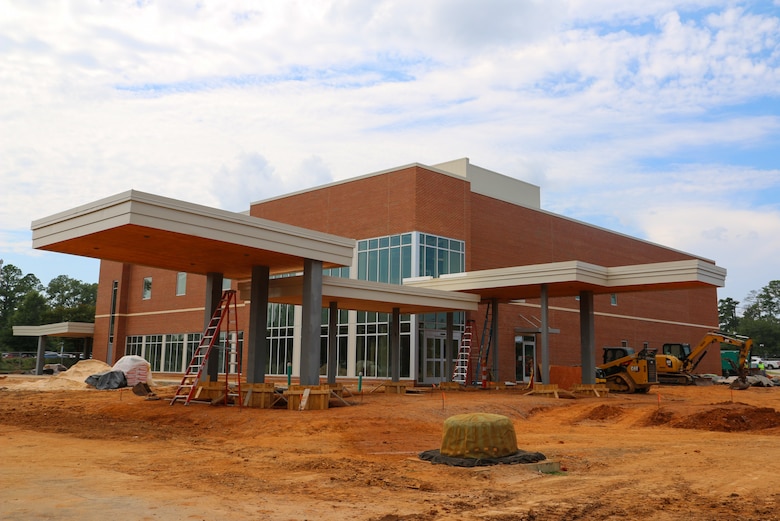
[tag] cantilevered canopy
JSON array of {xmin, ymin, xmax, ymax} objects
[
  {"xmin": 238, "ymin": 276, "xmax": 480, "ymax": 314},
  {"xmin": 404, "ymin": 259, "xmax": 726, "ymax": 300},
  {"xmin": 13, "ymin": 322, "xmax": 95, "ymax": 338},
  {"xmin": 31, "ymin": 190, "xmax": 355, "ymax": 279}
]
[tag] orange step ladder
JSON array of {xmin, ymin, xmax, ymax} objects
[{"xmin": 170, "ymin": 290, "xmax": 241, "ymax": 406}]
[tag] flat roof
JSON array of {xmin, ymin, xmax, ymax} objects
[
  {"xmin": 239, "ymin": 275, "xmax": 480, "ymax": 314},
  {"xmin": 32, "ymin": 190, "xmax": 356, "ymax": 279},
  {"xmin": 13, "ymin": 322, "xmax": 95, "ymax": 338},
  {"xmin": 404, "ymin": 259, "xmax": 726, "ymax": 301}
]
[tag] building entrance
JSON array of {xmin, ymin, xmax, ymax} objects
[
  {"xmin": 421, "ymin": 330, "xmax": 461, "ymax": 385},
  {"xmin": 515, "ymin": 335, "xmax": 537, "ymax": 383}
]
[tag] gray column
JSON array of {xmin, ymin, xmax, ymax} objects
[
  {"xmin": 579, "ymin": 290, "xmax": 596, "ymax": 384},
  {"xmin": 540, "ymin": 285, "xmax": 550, "ymax": 384},
  {"xmin": 327, "ymin": 301, "xmax": 338, "ymax": 385},
  {"xmin": 390, "ymin": 307, "xmax": 401, "ymax": 382},
  {"xmin": 246, "ymin": 265, "xmax": 270, "ymax": 384},
  {"xmin": 82, "ymin": 337, "xmax": 92, "ymax": 361},
  {"xmin": 35, "ymin": 335, "xmax": 47, "ymax": 375},
  {"xmin": 204, "ymin": 272, "xmax": 223, "ymax": 382},
  {"xmin": 491, "ymin": 298, "xmax": 499, "ymax": 381},
  {"xmin": 300, "ymin": 259, "xmax": 323, "ymax": 386},
  {"xmin": 445, "ymin": 312, "xmax": 454, "ymax": 382}
]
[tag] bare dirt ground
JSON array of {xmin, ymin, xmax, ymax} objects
[{"xmin": 2, "ymin": 366, "xmax": 780, "ymax": 521}]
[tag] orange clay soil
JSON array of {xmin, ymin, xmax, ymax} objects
[{"xmin": 1, "ymin": 375, "xmax": 780, "ymax": 521}]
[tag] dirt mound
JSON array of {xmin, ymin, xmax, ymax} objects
[
  {"xmin": 577, "ymin": 404, "xmax": 624, "ymax": 422},
  {"xmin": 644, "ymin": 404, "xmax": 780, "ymax": 432},
  {"xmin": 673, "ymin": 406, "xmax": 780, "ymax": 432},
  {"xmin": 8, "ymin": 359, "xmax": 113, "ymax": 391}
]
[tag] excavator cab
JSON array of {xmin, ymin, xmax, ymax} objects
[{"xmin": 662, "ymin": 343, "xmax": 691, "ymax": 360}]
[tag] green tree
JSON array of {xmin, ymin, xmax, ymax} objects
[
  {"xmin": 735, "ymin": 280, "xmax": 780, "ymax": 357},
  {"xmin": 737, "ymin": 318, "xmax": 780, "ymax": 358},
  {"xmin": 0, "ymin": 264, "xmax": 43, "ymax": 347},
  {"xmin": 0, "ymin": 265, "xmax": 96, "ymax": 353},
  {"xmin": 43, "ymin": 275, "xmax": 97, "ymax": 326},
  {"xmin": 0, "ymin": 264, "xmax": 43, "ymax": 324},
  {"xmin": 45, "ymin": 275, "xmax": 97, "ymax": 311},
  {"xmin": 718, "ymin": 297, "xmax": 740, "ymax": 333},
  {"xmin": 4, "ymin": 291, "xmax": 49, "ymax": 351}
]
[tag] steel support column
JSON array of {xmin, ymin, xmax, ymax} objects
[
  {"xmin": 579, "ymin": 290, "xmax": 596, "ymax": 384},
  {"xmin": 205, "ymin": 272, "xmax": 224, "ymax": 382},
  {"xmin": 300, "ymin": 259, "xmax": 323, "ymax": 386},
  {"xmin": 390, "ymin": 307, "xmax": 401, "ymax": 382},
  {"xmin": 540, "ymin": 284, "xmax": 550, "ymax": 384},
  {"xmin": 491, "ymin": 298, "xmax": 499, "ymax": 381},
  {"xmin": 34, "ymin": 335, "xmax": 47, "ymax": 375},
  {"xmin": 445, "ymin": 312, "xmax": 454, "ymax": 382},
  {"xmin": 327, "ymin": 301, "xmax": 338, "ymax": 385},
  {"xmin": 246, "ymin": 265, "xmax": 270, "ymax": 384}
]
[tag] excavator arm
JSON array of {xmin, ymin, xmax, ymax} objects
[
  {"xmin": 682, "ymin": 332, "xmax": 751, "ymax": 374},
  {"xmin": 694, "ymin": 332, "xmax": 752, "ymax": 389}
]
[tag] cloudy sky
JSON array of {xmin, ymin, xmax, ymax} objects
[{"xmin": 1, "ymin": 0, "xmax": 779, "ymax": 312}]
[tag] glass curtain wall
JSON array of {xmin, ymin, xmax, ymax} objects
[
  {"xmin": 261, "ymin": 232, "xmax": 465, "ymax": 380},
  {"xmin": 355, "ymin": 232, "xmax": 464, "ymax": 380},
  {"xmin": 356, "ymin": 234, "xmax": 413, "ymax": 378}
]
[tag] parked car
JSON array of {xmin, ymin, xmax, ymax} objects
[{"xmin": 765, "ymin": 360, "xmax": 780, "ymax": 370}]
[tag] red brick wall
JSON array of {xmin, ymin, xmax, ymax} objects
[
  {"xmin": 251, "ymin": 166, "xmax": 471, "ymax": 242},
  {"xmin": 469, "ymin": 192, "xmax": 692, "ymax": 269},
  {"xmin": 93, "ymin": 262, "xmax": 250, "ymax": 365},
  {"xmin": 252, "ymin": 167, "xmax": 421, "ymax": 238}
]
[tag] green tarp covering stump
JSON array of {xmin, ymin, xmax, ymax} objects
[
  {"xmin": 419, "ymin": 412, "xmax": 546, "ymax": 467},
  {"xmin": 441, "ymin": 412, "xmax": 518, "ymax": 458}
]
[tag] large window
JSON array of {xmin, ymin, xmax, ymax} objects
[
  {"xmin": 319, "ymin": 308, "xmax": 349, "ymax": 377},
  {"xmin": 164, "ymin": 334, "xmax": 185, "ymax": 372},
  {"xmin": 176, "ymin": 272, "xmax": 187, "ymax": 296},
  {"xmin": 354, "ymin": 310, "xmax": 412, "ymax": 378},
  {"xmin": 126, "ymin": 336, "xmax": 143, "ymax": 356},
  {"xmin": 144, "ymin": 335, "xmax": 164, "ymax": 372},
  {"xmin": 418, "ymin": 233, "xmax": 464, "ymax": 277},
  {"xmin": 186, "ymin": 333, "xmax": 201, "ymax": 369},
  {"xmin": 142, "ymin": 277, "xmax": 152, "ymax": 300},
  {"xmin": 123, "ymin": 332, "xmax": 241, "ymax": 374},
  {"xmin": 267, "ymin": 303, "xmax": 295, "ymax": 375},
  {"xmin": 357, "ymin": 233, "xmax": 412, "ymax": 284}
]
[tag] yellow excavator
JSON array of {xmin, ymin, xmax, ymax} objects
[
  {"xmin": 656, "ymin": 331, "xmax": 752, "ymax": 390},
  {"xmin": 596, "ymin": 346, "xmax": 658, "ymax": 393}
]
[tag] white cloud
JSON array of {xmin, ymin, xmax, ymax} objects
[{"xmin": 1, "ymin": 0, "xmax": 779, "ymax": 300}]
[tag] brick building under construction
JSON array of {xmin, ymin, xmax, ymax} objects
[{"xmin": 32, "ymin": 158, "xmax": 726, "ymax": 388}]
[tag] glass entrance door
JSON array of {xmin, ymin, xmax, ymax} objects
[
  {"xmin": 515, "ymin": 335, "xmax": 537, "ymax": 383},
  {"xmin": 422, "ymin": 330, "xmax": 460, "ymax": 385}
]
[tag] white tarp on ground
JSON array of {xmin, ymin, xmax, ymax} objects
[{"xmin": 112, "ymin": 355, "xmax": 154, "ymax": 386}]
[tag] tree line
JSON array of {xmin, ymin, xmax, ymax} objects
[
  {"xmin": 0, "ymin": 263, "xmax": 97, "ymax": 353},
  {"xmin": 719, "ymin": 280, "xmax": 780, "ymax": 358}
]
